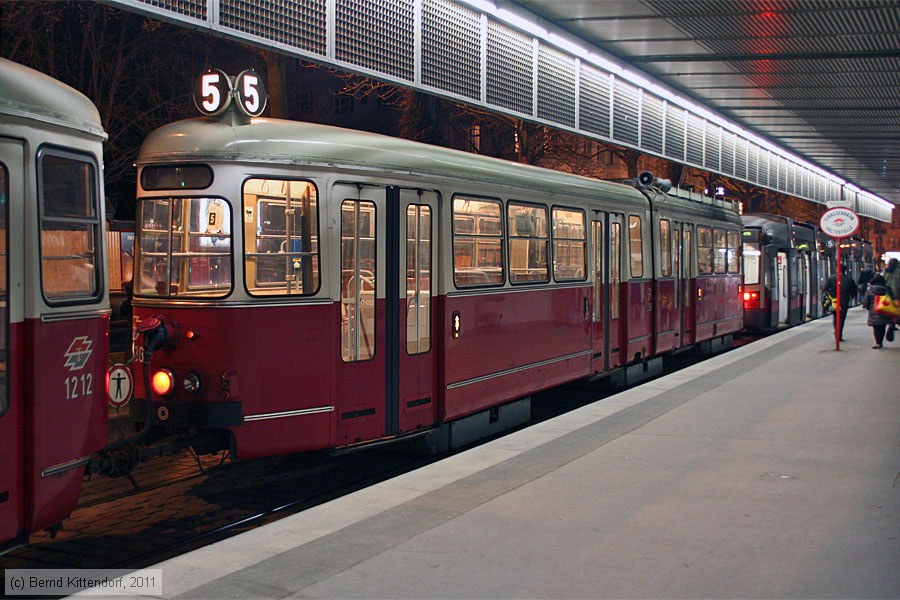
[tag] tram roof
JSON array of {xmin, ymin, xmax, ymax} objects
[
  {"xmin": 138, "ymin": 115, "xmax": 649, "ymax": 206},
  {"xmin": 0, "ymin": 58, "xmax": 106, "ymax": 140}
]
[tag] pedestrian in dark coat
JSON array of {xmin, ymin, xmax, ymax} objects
[
  {"xmin": 862, "ymin": 274, "xmax": 893, "ymax": 349},
  {"xmin": 823, "ymin": 272, "xmax": 858, "ymax": 341},
  {"xmin": 857, "ymin": 267, "xmax": 875, "ymax": 303}
]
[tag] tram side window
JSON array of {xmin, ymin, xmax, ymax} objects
[
  {"xmin": 507, "ymin": 202, "xmax": 549, "ymax": 284},
  {"xmin": 406, "ymin": 205, "xmax": 432, "ymax": 354},
  {"xmin": 38, "ymin": 151, "xmax": 102, "ymax": 302},
  {"xmin": 659, "ymin": 219, "xmax": 672, "ymax": 277},
  {"xmin": 713, "ymin": 228, "xmax": 727, "ymax": 274},
  {"xmin": 0, "ymin": 164, "xmax": 7, "ymax": 415},
  {"xmin": 628, "ymin": 215, "xmax": 643, "ymax": 278},
  {"xmin": 243, "ymin": 179, "xmax": 319, "ymax": 296},
  {"xmin": 727, "ymin": 230, "xmax": 740, "ymax": 274},
  {"xmin": 552, "ymin": 207, "xmax": 586, "ymax": 281},
  {"xmin": 136, "ymin": 197, "xmax": 232, "ymax": 297},
  {"xmin": 697, "ymin": 226, "xmax": 713, "ymax": 275},
  {"xmin": 453, "ymin": 197, "xmax": 503, "ymax": 287}
]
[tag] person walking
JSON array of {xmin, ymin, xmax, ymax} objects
[
  {"xmin": 823, "ymin": 271, "xmax": 857, "ymax": 341},
  {"xmin": 883, "ymin": 258, "xmax": 900, "ymax": 342},
  {"xmin": 857, "ymin": 266, "xmax": 874, "ymax": 304},
  {"xmin": 862, "ymin": 274, "xmax": 892, "ymax": 348}
]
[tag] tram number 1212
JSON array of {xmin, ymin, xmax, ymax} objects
[{"xmin": 66, "ymin": 373, "xmax": 94, "ymax": 400}]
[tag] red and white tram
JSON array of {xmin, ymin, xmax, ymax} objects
[
  {"xmin": 128, "ymin": 72, "xmax": 742, "ymax": 460},
  {"xmin": 0, "ymin": 58, "xmax": 110, "ymax": 549}
]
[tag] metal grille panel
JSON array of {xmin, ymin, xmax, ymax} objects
[
  {"xmin": 686, "ymin": 114, "xmax": 704, "ymax": 166},
  {"xmin": 664, "ymin": 105, "xmax": 685, "ymax": 161},
  {"xmin": 133, "ymin": 0, "xmax": 206, "ymax": 19},
  {"xmin": 735, "ymin": 138, "xmax": 748, "ymax": 180},
  {"xmin": 762, "ymin": 151, "xmax": 772, "ymax": 189},
  {"xmin": 220, "ymin": 0, "xmax": 326, "ymax": 55},
  {"xmin": 612, "ymin": 78, "xmax": 639, "ymax": 146},
  {"xmin": 579, "ymin": 65, "xmax": 610, "ymax": 138},
  {"xmin": 103, "ymin": 0, "xmax": 895, "ymax": 220},
  {"xmin": 747, "ymin": 143, "xmax": 758, "ymax": 183},
  {"xmin": 641, "ymin": 93, "xmax": 663, "ymax": 155},
  {"xmin": 704, "ymin": 126, "xmax": 719, "ymax": 172},
  {"xmin": 486, "ymin": 21, "xmax": 533, "ymax": 115},
  {"xmin": 421, "ymin": 0, "xmax": 481, "ymax": 99},
  {"xmin": 720, "ymin": 131, "xmax": 734, "ymax": 176},
  {"xmin": 776, "ymin": 159, "xmax": 785, "ymax": 192},
  {"xmin": 335, "ymin": 0, "xmax": 415, "ymax": 81},
  {"xmin": 537, "ymin": 45, "xmax": 576, "ymax": 127}
]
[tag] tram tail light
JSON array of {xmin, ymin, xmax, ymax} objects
[
  {"xmin": 151, "ymin": 368, "xmax": 176, "ymax": 397},
  {"xmin": 743, "ymin": 291, "xmax": 760, "ymax": 310}
]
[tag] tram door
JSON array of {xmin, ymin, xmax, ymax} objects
[
  {"xmin": 681, "ymin": 225, "xmax": 695, "ymax": 346},
  {"xmin": 397, "ymin": 189, "xmax": 438, "ymax": 433},
  {"xmin": 333, "ymin": 183, "xmax": 437, "ymax": 446},
  {"xmin": 590, "ymin": 217, "xmax": 605, "ymax": 373},
  {"xmin": 800, "ymin": 253, "xmax": 811, "ymax": 319},
  {"xmin": 591, "ymin": 214, "xmax": 624, "ymax": 370},
  {"xmin": 0, "ymin": 139, "xmax": 21, "ymax": 543},
  {"xmin": 777, "ymin": 251, "xmax": 789, "ymax": 324},
  {"xmin": 671, "ymin": 222, "xmax": 684, "ymax": 349}
]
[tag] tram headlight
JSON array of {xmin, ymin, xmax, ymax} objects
[
  {"xmin": 183, "ymin": 372, "xmax": 202, "ymax": 394},
  {"xmin": 151, "ymin": 368, "xmax": 176, "ymax": 397}
]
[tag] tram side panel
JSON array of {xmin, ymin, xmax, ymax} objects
[
  {"xmin": 441, "ymin": 286, "xmax": 590, "ymax": 421},
  {"xmin": 24, "ymin": 315, "xmax": 108, "ymax": 532}
]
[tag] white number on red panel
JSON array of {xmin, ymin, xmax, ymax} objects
[{"xmin": 66, "ymin": 373, "xmax": 93, "ymax": 400}]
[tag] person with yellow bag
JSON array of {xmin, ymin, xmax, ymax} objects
[
  {"xmin": 862, "ymin": 274, "xmax": 895, "ymax": 349},
  {"xmin": 823, "ymin": 272, "xmax": 857, "ymax": 341},
  {"xmin": 883, "ymin": 258, "xmax": 900, "ymax": 342}
]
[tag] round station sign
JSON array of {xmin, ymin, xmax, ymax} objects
[{"xmin": 819, "ymin": 207, "xmax": 860, "ymax": 239}]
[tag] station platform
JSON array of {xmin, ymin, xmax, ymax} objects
[{"xmin": 117, "ymin": 310, "xmax": 898, "ymax": 599}]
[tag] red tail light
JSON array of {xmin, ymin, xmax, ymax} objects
[
  {"xmin": 743, "ymin": 291, "xmax": 760, "ymax": 310},
  {"xmin": 151, "ymin": 369, "xmax": 175, "ymax": 397}
]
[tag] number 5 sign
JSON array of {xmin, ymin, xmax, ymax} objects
[
  {"xmin": 194, "ymin": 69, "xmax": 268, "ymax": 118},
  {"xmin": 193, "ymin": 68, "xmax": 232, "ymax": 116},
  {"xmin": 235, "ymin": 70, "xmax": 268, "ymax": 117}
]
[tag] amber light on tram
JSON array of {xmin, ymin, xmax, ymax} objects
[
  {"xmin": 743, "ymin": 291, "xmax": 760, "ymax": 310},
  {"xmin": 151, "ymin": 369, "xmax": 176, "ymax": 396}
]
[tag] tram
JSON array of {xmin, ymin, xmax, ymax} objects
[
  {"xmin": 0, "ymin": 58, "xmax": 110, "ymax": 550},
  {"xmin": 126, "ymin": 70, "xmax": 743, "ymax": 461}
]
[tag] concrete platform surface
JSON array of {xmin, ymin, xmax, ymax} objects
[{"xmin": 106, "ymin": 310, "xmax": 899, "ymax": 599}]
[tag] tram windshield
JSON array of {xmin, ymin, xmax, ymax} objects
[{"xmin": 135, "ymin": 197, "xmax": 232, "ymax": 297}]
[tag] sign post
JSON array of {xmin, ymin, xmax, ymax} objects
[{"xmin": 819, "ymin": 207, "xmax": 860, "ymax": 350}]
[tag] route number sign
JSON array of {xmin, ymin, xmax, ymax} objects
[
  {"xmin": 194, "ymin": 68, "xmax": 232, "ymax": 116},
  {"xmin": 194, "ymin": 69, "xmax": 267, "ymax": 118}
]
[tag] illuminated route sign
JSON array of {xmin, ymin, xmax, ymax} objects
[{"xmin": 194, "ymin": 69, "xmax": 267, "ymax": 118}]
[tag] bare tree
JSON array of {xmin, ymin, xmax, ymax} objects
[{"xmin": 2, "ymin": 1, "xmax": 258, "ymax": 217}]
